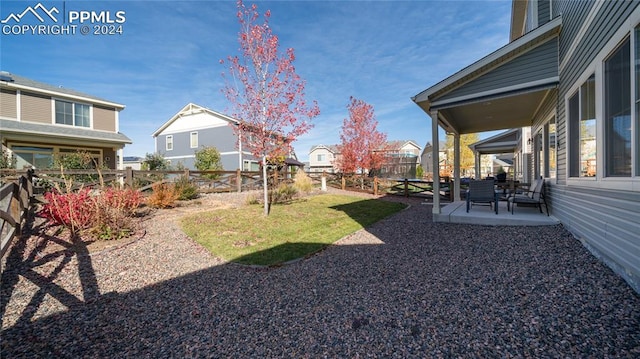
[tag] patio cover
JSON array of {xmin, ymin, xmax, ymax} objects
[
  {"xmin": 412, "ymin": 17, "xmax": 561, "ymax": 216},
  {"xmin": 468, "ymin": 128, "xmax": 521, "ymax": 155}
]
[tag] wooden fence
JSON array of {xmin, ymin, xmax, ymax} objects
[
  {"xmin": 0, "ymin": 168, "xmax": 296, "ymax": 194},
  {"xmin": 0, "ymin": 170, "xmax": 33, "ymax": 258},
  {"xmin": 308, "ymin": 172, "xmax": 454, "ymax": 199}
]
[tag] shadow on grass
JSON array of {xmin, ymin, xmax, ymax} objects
[
  {"xmin": 329, "ymin": 197, "xmax": 407, "ymax": 229},
  {"xmin": 233, "ymin": 242, "xmax": 329, "ymax": 266}
]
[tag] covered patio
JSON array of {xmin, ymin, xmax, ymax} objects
[
  {"xmin": 412, "ymin": 17, "xmax": 561, "ymax": 223},
  {"xmin": 434, "ymin": 199, "xmax": 559, "ymax": 226}
]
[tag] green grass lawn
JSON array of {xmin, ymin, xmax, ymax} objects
[{"xmin": 180, "ymin": 194, "xmax": 407, "ymax": 266}]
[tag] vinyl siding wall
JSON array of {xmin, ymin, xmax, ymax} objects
[
  {"xmin": 438, "ymin": 37, "xmax": 558, "ymax": 102},
  {"xmin": 93, "ymin": 105, "xmax": 117, "ymax": 132},
  {"xmin": 0, "ymin": 89, "xmax": 17, "ymax": 118},
  {"xmin": 550, "ymin": 0, "xmax": 640, "ymax": 292},
  {"xmin": 21, "ymin": 92, "xmax": 51, "ymax": 124},
  {"xmin": 158, "ymin": 126, "xmax": 254, "ymax": 170}
]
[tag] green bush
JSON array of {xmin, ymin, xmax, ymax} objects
[
  {"xmin": 269, "ymin": 183, "xmax": 298, "ymax": 204},
  {"xmin": 174, "ymin": 175, "xmax": 199, "ymax": 200}
]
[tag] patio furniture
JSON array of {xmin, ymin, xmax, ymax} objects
[
  {"xmin": 466, "ymin": 180, "xmax": 499, "ymax": 214},
  {"xmin": 507, "ymin": 179, "xmax": 549, "ymax": 215}
]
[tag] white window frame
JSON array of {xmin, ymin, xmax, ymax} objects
[
  {"xmin": 190, "ymin": 131, "xmax": 198, "ymax": 149},
  {"xmin": 564, "ymin": 8, "xmax": 640, "ymax": 191},
  {"xmin": 166, "ymin": 135, "xmax": 173, "ymax": 151},
  {"xmin": 53, "ymin": 98, "xmax": 92, "ymax": 128}
]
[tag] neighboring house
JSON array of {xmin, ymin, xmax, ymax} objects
[
  {"xmin": 420, "ymin": 142, "xmax": 447, "ymax": 179},
  {"xmin": 123, "ymin": 156, "xmax": 144, "ymax": 170},
  {"xmin": 0, "ymin": 72, "xmax": 131, "ymax": 169},
  {"xmin": 309, "ymin": 140, "xmax": 421, "ymax": 178},
  {"xmin": 413, "ymin": 1, "xmax": 640, "ymax": 292},
  {"xmin": 377, "ymin": 140, "xmax": 422, "ymax": 179},
  {"xmin": 152, "ymin": 103, "xmax": 259, "ymax": 171},
  {"xmin": 308, "ymin": 144, "xmax": 340, "ymax": 173}
]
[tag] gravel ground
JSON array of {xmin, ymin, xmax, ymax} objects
[{"xmin": 1, "ymin": 190, "xmax": 639, "ymax": 358}]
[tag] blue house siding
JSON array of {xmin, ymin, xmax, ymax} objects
[{"xmin": 438, "ymin": 37, "xmax": 558, "ymax": 102}]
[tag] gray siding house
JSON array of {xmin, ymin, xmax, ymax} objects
[
  {"xmin": 413, "ymin": 0, "xmax": 640, "ymax": 292},
  {"xmin": 152, "ymin": 103, "xmax": 258, "ymax": 171}
]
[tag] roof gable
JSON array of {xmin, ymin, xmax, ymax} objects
[{"xmin": 152, "ymin": 103, "xmax": 239, "ymax": 137}]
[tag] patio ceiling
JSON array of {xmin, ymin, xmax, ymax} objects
[{"xmin": 434, "ymin": 88, "xmax": 554, "ymax": 134}]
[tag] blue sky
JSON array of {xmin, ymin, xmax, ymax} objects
[{"xmin": 1, "ymin": 0, "xmax": 512, "ymax": 162}]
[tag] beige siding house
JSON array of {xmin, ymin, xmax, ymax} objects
[
  {"xmin": 0, "ymin": 72, "xmax": 131, "ymax": 169},
  {"xmin": 308, "ymin": 145, "xmax": 340, "ymax": 174}
]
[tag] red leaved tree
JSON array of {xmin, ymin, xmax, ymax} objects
[
  {"xmin": 337, "ymin": 97, "xmax": 387, "ymax": 175},
  {"xmin": 221, "ymin": 1, "xmax": 319, "ymax": 215}
]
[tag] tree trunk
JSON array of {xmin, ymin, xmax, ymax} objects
[{"xmin": 262, "ymin": 154, "xmax": 269, "ymax": 216}]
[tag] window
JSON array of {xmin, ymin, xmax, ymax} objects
[
  {"xmin": 74, "ymin": 103, "xmax": 90, "ymax": 127},
  {"xmin": 317, "ymin": 154, "xmax": 326, "ymax": 162},
  {"xmin": 536, "ymin": 131, "xmax": 544, "ymax": 179},
  {"xmin": 636, "ymin": 27, "xmax": 640, "ymax": 176},
  {"xmin": 243, "ymin": 160, "xmax": 259, "ymax": 171},
  {"xmin": 605, "ymin": 37, "xmax": 631, "ymax": 177},
  {"xmin": 58, "ymin": 148, "xmax": 102, "ymax": 168},
  {"xmin": 569, "ymin": 74, "xmax": 596, "ymax": 177},
  {"xmin": 190, "ymin": 132, "xmax": 198, "ymax": 148},
  {"xmin": 166, "ymin": 135, "xmax": 173, "ymax": 151},
  {"xmin": 55, "ymin": 100, "xmax": 72, "ymax": 125},
  {"xmin": 55, "ymin": 100, "xmax": 90, "ymax": 127},
  {"xmin": 11, "ymin": 146, "xmax": 53, "ymax": 169},
  {"xmin": 548, "ymin": 120, "xmax": 556, "ymax": 178}
]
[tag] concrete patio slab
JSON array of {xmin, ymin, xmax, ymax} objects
[{"xmin": 433, "ymin": 200, "xmax": 559, "ymax": 226}]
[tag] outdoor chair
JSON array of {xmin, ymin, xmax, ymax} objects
[
  {"xmin": 466, "ymin": 180, "xmax": 499, "ymax": 214},
  {"xmin": 507, "ymin": 179, "xmax": 548, "ymax": 215}
]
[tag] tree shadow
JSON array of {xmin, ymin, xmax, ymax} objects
[
  {"xmin": 1, "ymin": 216, "xmax": 100, "ymax": 329},
  {"xmin": 2, "ymin": 199, "xmax": 639, "ymax": 357},
  {"xmin": 232, "ymin": 242, "xmax": 329, "ymax": 266},
  {"xmin": 328, "ymin": 195, "xmax": 409, "ymax": 229}
]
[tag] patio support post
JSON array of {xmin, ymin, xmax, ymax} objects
[
  {"xmin": 430, "ymin": 110, "xmax": 441, "ymax": 215},
  {"xmin": 453, "ymin": 133, "xmax": 461, "ymax": 201},
  {"xmin": 475, "ymin": 151, "xmax": 481, "ymax": 180}
]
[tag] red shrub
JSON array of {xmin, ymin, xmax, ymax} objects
[{"xmin": 40, "ymin": 188, "xmax": 96, "ymax": 232}]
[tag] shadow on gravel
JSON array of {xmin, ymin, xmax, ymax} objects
[
  {"xmin": 0, "ymin": 220, "xmax": 100, "ymax": 328},
  {"xmin": 2, "ymin": 202, "xmax": 640, "ymax": 357}
]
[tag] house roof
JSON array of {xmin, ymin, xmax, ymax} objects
[
  {"xmin": 0, "ymin": 118, "xmax": 132, "ymax": 145},
  {"xmin": 309, "ymin": 144, "xmax": 340, "ymax": 154},
  {"xmin": 152, "ymin": 103, "xmax": 239, "ymax": 137},
  {"xmin": 385, "ymin": 140, "xmax": 421, "ymax": 151},
  {"xmin": 468, "ymin": 128, "xmax": 521, "ymax": 154},
  {"xmin": 0, "ymin": 71, "xmax": 125, "ymax": 109},
  {"xmin": 412, "ymin": 16, "xmax": 561, "ymax": 134},
  {"xmin": 420, "ymin": 142, "xmax": 447, "ymax": 156}
]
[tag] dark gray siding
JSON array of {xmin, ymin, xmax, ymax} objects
[
  {"xmin": 438, "ymin": 37, "xmax": 558, "ymax": 101},
  {"xmin": 157, "ymin": 125, "xmax": 260, "ymax": 170},
  {"xmin": 551, "ymin": 0, "xmax": 640, "ymax": 292},
  {"xmin": 548, "ymin": 185, "xmax": 640, "ymax": 292},
  {"xmin": 159, "ymin": 126, "xmax": 236, "ymax": 158},
  {"xmin": 538, "ymin": 0, "xmax": 551, "ymax": 25}
]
